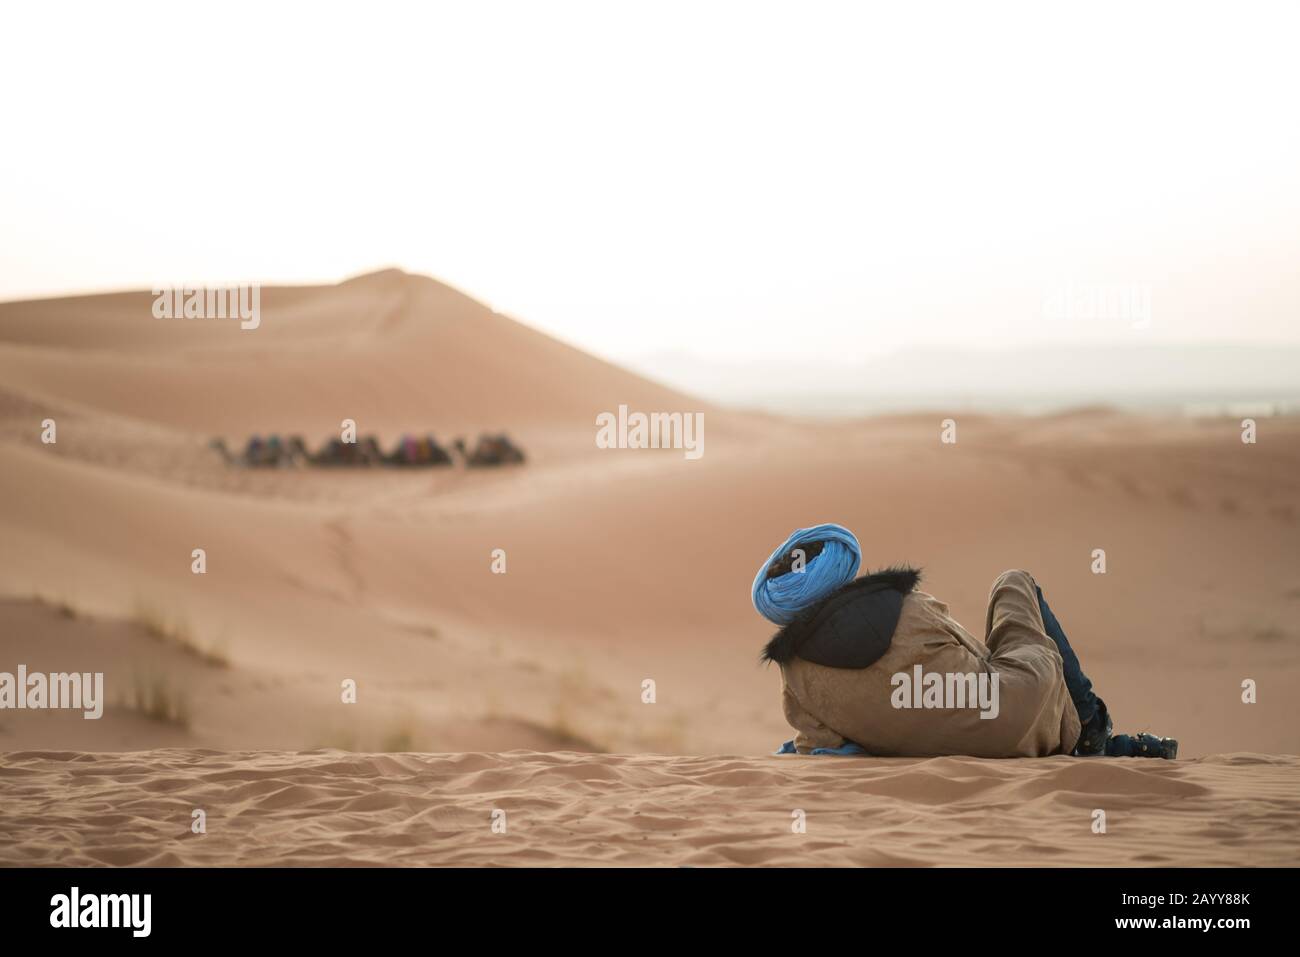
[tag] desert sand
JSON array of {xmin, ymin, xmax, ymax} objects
[
  {"xmin": 2, "ymin": 749, "xmax": 1295, "ymax": 866},
  {"xmin": 1, "ymin": 269, "xmax": 1298, "ymax": 866}
]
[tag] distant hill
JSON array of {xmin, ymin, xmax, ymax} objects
[
  {"xmin": 625, "ymin": 343, "xmax": 1300, "ymax": 416},
  {"xmin": 0, "ymin": 269, "xmax": 701, "ymax": 434}
]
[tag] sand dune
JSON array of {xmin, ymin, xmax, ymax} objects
[
  {"xmin": 1, "ymin": 270, "xmax": 1298, "ymax": 866},
  {"xmin": 0, "ymin": 270, "xmax": 710, "ymax": 435},
  {"xmin": 1, "ymin": 748, "xmax": 1294, "ymax": 867}
]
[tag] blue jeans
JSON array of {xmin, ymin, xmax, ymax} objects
[{"xmin": 1034, "ymin": 584, "xmax": 1100, "ymax": 727}]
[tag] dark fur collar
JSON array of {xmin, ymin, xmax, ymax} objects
[{"xmin": 760, "ymin": 566, "xmax": 922, "ymax": 664}]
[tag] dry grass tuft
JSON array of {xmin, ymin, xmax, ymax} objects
[{"xmin": 132, "ymin": 599, "xmax": 230, "ymax": 668}]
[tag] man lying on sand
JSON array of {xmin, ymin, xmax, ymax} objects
[{"xmin": 753, "ymin": 523, "xmax": 1178, "ymax": 759}]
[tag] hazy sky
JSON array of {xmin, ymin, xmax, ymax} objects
[{"xmin": 3, "ymin": 1, "xmax": 1297, "ymax": 362}]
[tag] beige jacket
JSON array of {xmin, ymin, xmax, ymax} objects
[{"xmin": 780, "ymin": 569, "xmax": 1081, "ymax": 757}]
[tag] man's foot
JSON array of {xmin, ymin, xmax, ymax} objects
[
  {"xmin": 1073, "ymin": 698, "xmax": 1113, "ymax": 756},
  {"xmin": 1106, "ymin": 732, "xmax": 1178, "ymax": 760}
]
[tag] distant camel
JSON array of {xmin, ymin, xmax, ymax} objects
[
  {"xmin": 452, "ymin": 436, "xmax": 488, "ymax": 466},
  {"xmin": 385, "ymin": 434, "xmax": 455, "ymax": 467},
  {"xmin": 359, "ymin": 435, "xmax": 385, "ymax": 466},
  {"xmin": 314, "ymin": 436, "xmax": 383, "ymax": 467},
  {"xmin": 208, "ymin": 437, "xmax": 239, "ymax": 466},
  {"xmin": 453, "ymin": 433, "xmax": 526, "ymax": 467},
  {"xmin": 285, "ymin": 435, "xmax": 312, "ymax": 467},
  {"xmin": 313, "ymin": 438, "xmax": 355, "ymax": 467},
  {"xmin": 264, "ymin": 435, "xmax": 289, "ymax": 467},
  {"xmin": 209, "ymin": 435, "xmax": 287, "ymax": 468},
  {"xmin": 422, "ymin": 434, "xmax": 455, "ymax": 466},
  {"xmin": 492, "ymin": 433, "xmax": 526, "ymax": 465}
]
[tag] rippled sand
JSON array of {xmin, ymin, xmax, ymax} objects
[{"xmin": 1, "ymin": 749, "xmax": 1295, "ymax": 866}]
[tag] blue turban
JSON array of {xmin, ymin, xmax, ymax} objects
[{"xmin": 751, "ymin": 523, "xmax": 862, "ymax": 625}]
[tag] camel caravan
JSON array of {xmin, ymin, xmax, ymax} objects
[{"xmin": 209, "ymin": 432, "xmax": 526, "ymax": 469}]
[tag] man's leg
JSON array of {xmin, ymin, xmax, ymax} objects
[
  {"xmin": 1034, "ymin": 585, "xmax": 1099, "ymax": 716},
  {"xmin": 1033, "ymin": 581, "xmax": 1177, "ymax": 759}
]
